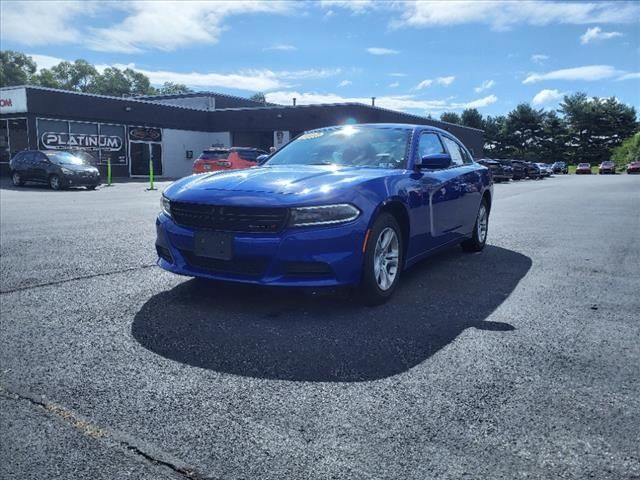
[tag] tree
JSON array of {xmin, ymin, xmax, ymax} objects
[
  {"xmin": 611, "ymin": 132, "xmax": 640, "ymax": 169},
  {"xmin": 0, "ymin": 50, "xmax": 37, "ymax": 87},
  {"xmin": 483, "ymin": 115, "xmax": 507, "ymax": 157},
  {"xmin": 461, "ymin": 108, "xmax": 483, "ymax": 129},
  {"xmin": 158, "ymin": 82, "xmax": 192, "ymax": 95},
  {"xmin": 33, "ymin": 60, "xmax": 98, "ymax": 92},
  {"xmin": 503, "ymin": 103, "xmax": 545, "ymax": 159},
  {"xmin": 440, "ymin": 112, "xmax": 461, "ymax": 124},
  {"xmin": 249, "ymin": 92, "xmax": 266, "ymax": 104},
  {"xmin": 538, "ymin": 111, "xmax": 569, "ymax": 161},
  {"xmin": 88, "ymin": 67, "xmax": 156, "ymax": 97},
  {"xmin": 561, "ymin": 92, "xmax": 638, "ymax": 164}
]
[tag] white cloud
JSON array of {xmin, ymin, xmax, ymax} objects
[
  {"xmin": 436, "ymin": 76, "xmax": 455, "ymax": 86},
  {"xmin": 27, "ymin": 53, "xmax": 66, "ymax": 71},
  {"xmin": 415, "ymin": 79, "xmax": 433, "ymax": 90},
  {"xmin": 87, "ymin": 1, "xmax": 294, "ymax": 53},
  {"xmin": 319, "ymin": 0, "xmax": 376, "ymax": 14},
  {"xmin": 523, "ymin": 65, "xmax": 622, "ymax": 83},
  {"xmin": 390, "ymin": 73, "xmax": 407, "ymax": 77},
  {"xmin": 338, "ymin": 80, "xmax": 352, "ymax": 87},
  {"xmin": 0, "ymin": 1, "xmax": 100, "ymax": 45},
  {"xmin": 264, "ymin": 44, "xmax": 297, "ymax": 51},
  {"xmin": 391, "ymin": 1, "xmax": 640, "ymax": 31},
  {"xmin": 474, "ymin": 79, "xmax": 495, "ymax": 92},
  {"xmin": 366, "ymin": 47, "xmax": 400, "ymax": 55},
  {"xmin": 580, "ymin": 26, "xmax": 623, "ymax": 44},
  {"xmin": 532, "ymin": 89, "xmax": 566, "ymax": 105},
  {"xmin": 265, "ymin": 91, "xmax": 498, "ymax": 114},
  {"xmin": 616, "ymin": 72, "xmax": 640, "ymax": 81},
  {"xmin": 531, "ymin": 54, "xmax": 549, "ymax": 64},
  {"xmin": 24, "ymin": 52, "xmax": 341, "ymax": 92},
  {"xmin": 389, "ymin": 82, "xmax": 400, "ymax": 88}
]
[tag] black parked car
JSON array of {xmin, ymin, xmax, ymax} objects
[
  {"xmin": 500, "ymin": 159, "xmax": 526, "ymax": 180},
  {"xmin": 478, "ymin": 158, "xmax": 510, "ymax": 182},
  {"xmin": 525, "ymin": 162, "xmax": 541, "ymax": 179},
  {"xmin": 10, "ymin": 150, "xmax": 101, "ymax": 190},
  {"xmin": 552, "ymin": 161, "xmax": 568, "ymax": 174}
]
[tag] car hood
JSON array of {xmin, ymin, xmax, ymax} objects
[{"xmin": 165, "ymin": 165, "xmax": 401, "ymax": 205}]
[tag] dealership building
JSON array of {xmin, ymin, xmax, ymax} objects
[{"xmin": 0, "ymin": 85, "xmax": 484, "ymax": 178}]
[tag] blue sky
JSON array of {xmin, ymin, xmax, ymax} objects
[{"xmin": 1, "ymin": 0, "xmax": 638, "ymax": 117}]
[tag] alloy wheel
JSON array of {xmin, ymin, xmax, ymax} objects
[
  {"xmin": 477, "ymin": 204, "xmax": 488, "ymax": 244},
  {"xmin": 373, "ymin": 227, "xmax": 400, "ymax": 291}
]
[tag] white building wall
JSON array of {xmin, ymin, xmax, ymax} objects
[{"xmin": 162, "ymin": 129, "xmax": 231, "ymax": 178}]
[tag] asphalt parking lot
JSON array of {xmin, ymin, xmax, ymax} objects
[{"xmin": 1, "ymin": 174, "xmax": 639, "ymax": 480}]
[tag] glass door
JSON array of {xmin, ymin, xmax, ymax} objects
[{"xmin": 130, "ymin": 142, "xmax": 162, "ymax": 176}]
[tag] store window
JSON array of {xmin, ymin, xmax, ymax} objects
[
  {"xmin": 37, "ymin": 118, "xmax": 127, "ymax": 165},
  {"xmin": 0, "ymin": 120, "xmax": 8, "ymax": 163},
  {"xmin": 8, "ymin": 118, "xmax": 28, "ymax": 156}
]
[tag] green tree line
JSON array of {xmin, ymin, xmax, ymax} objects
[
  {"xmin": 0, "ymin": 50, "xmax": 192, "ymax": 97},
  {"xmin": 441, "ymin": 95, "xmax": 637, "ymax": 166}
]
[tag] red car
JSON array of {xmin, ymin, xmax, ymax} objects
[
  {"xmin": 192, "ymin": 147, "xmax": 267, "ymax": 174},
  {"xmin": 599, "ymin": 161, "xmax": 616, "ymax": 174},
  {"xmin": 627, "ymin": 161, "xmax": 640, "ymax": 174},
  {"xmin": 575, "ymin": 162, "xmax": 592, "ymax": 174}
]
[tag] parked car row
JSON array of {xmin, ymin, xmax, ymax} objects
[{"xmin": 477, "ymin": 158, "xmax": 546, "ymax": 181}]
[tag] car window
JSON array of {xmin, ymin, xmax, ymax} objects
[
  {"xmin": 441, "ymin": 136, "xmax": 465, "ymax": 166},
  {"xmin": 236, "ymin": 149, "xmax": 260, "ymax": 162},
  {"xmin": 418, "ymin": 132, "xmax": 445, "ymax": 158},
  {"xmin": 266, "ymin": 126, "xmax": 411, "ymax": 169},
  {"xmin": 12, "ymin": 152, "xmax": 25, "ymax": 163},
  {"xmin": 199, "ymin": 150, "xmax": 229, "ymax": 160}
]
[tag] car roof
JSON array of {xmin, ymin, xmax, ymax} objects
[{"xmin": 307, "ymin": 123, "xmax": 452, "ymax": 136}]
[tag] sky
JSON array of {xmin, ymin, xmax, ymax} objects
[{"xmin": 1, "ymin": 0, "xmax": 639, "ymax": 118}]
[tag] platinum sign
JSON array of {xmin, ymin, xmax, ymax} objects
[{"xmin": 41, "ymin": 132, "xmax": 123, "ymax": 151}]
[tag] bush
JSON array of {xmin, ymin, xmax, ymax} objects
[{"xmin": 612, "ymin": 132, "xmax": 640, "ymax": 170}]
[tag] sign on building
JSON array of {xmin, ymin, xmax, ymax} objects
[{"xmin": 0, "ymin": 87, "xmax": 27, "ymax": 114}]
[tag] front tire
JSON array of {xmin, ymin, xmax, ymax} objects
[
  {"xmin": 461, "ymin": 198, "xmax": 489, "ymax": 252},
  {"xmin": 11, "ymin": 171, "xmax": 24, "ymax": 187},
  {"xmin": 49, "ymin": 175, "xmax": 62, "ymax": 190},
  {"xmin": 358, "ymin": 213, "xmax": 403, "ymax": 305}
]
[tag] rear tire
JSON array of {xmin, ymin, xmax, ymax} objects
[
  {"xmin": 11, "ymin": 171, "xmax": 24, "ymax": 187},
  {"xmin": 358, "ymin": 213, "xmax": 403, "ymax": 306},
  {"xmin": 86, "ymin": 185, "xmax": 97, "ymax": 190},
  {"xmin": 49, "ymin": 175, "xmax": 62, "ymax": 190},
  {"xmin": 461, "ymin": 198, "xmax": 489, "ymax": 252}
]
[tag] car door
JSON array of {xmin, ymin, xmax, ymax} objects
[
  {"xmin": 408, "ymin": 131, "xmax": 465, "ymax": 256},
  {"xmin": 31, "ymin": 152, "xmax": 51, "ymax": 183},
  {"xmin": 442, "ymin": 136, "xmax": 483, "ymax": 235}
]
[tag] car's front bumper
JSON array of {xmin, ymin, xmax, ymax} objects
[
  {"xmin": 155, "ymin": 213, "xmax": 367, "ymax": 287},
  {"xmin": 62, "ymin": 172, "xmax": 101, "ymax": 186}
]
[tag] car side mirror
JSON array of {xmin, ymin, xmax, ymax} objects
[
  {"xmin": 256, "ymin": 154, "xmax": 269, "ymax": 165},
  {"xmin": 419, "ymin": 153, "xmax": 452, "ymax": 169}
]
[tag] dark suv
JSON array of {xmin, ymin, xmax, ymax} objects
[{"xmin": 10, "ymin": 150, "xmax": 101, "ymax": 190}]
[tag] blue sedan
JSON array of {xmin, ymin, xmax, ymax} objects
[{"xmin": 156, "ymin": 124, "xmax": 493, "ymax": 304}]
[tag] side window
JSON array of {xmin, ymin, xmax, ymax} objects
[
  {"xmin": 23, "ymin": 152, "xmax": 35, "ymax": 164},
  {"xmin": 460, "ymin": 145, "xmax": 473, "ymax": 164},
  {"xmin": 418, "ymin": 132, "xmax": 445, "ymax": 158},
  {"xmin": 442, "ymin": 137, "xmax": 465, "ymax": 167}
]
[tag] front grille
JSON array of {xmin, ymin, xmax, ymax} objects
[
  {"xmin": 180, "ymin": 250, "xmax": 267, "ymax": 277},
  {"xmin": 171, "ymin": 202, "xmax": 288, "ymax": 233}
]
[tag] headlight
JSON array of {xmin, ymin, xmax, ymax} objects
[
  {"xmin": 160, "ymin": 195, "xmax": 171, "ymax": 217},
  {"xmin": 61, "ymin": 167, "xmax": 73, "ymax": 175},
  {"xmin": 289, "ymin": 203, "xmax": 360, "ymax": 227}
]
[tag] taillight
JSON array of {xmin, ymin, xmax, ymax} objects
[{"xmin": 216, "ymin": 160, "xmax": 232, "ymax": 168}]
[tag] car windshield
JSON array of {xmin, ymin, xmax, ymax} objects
[
  {"xmin": 43, "ymin": 151, "xmax": 90, "ymax": 165},
  {"xmin": 579, "ymin": 163, "xmax": 590, "ymax": 167},
  {"xmin": 265, "ymin": 126, "xmax": 411, "ymax": 169},
  {"xmin": 200, "ymin": 150, "xmax": 229, "ymax": 160}
]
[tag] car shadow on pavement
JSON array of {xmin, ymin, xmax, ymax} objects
[{"xmin": 132, "ymin": 245, "xmax": 531, "ymax": 382}]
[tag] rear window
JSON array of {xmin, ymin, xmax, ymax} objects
[
  {"xmin": 236, "ymin": 149, "xmax": 263, "ymax": 162},
  {"xmin": 199, "ymin": 150, "xmax": 229, "ymax": 160}
]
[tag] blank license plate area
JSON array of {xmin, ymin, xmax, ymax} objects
[{"xmin": 193, "ymin": 232, "xmax": 233, "ymax": 260}]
